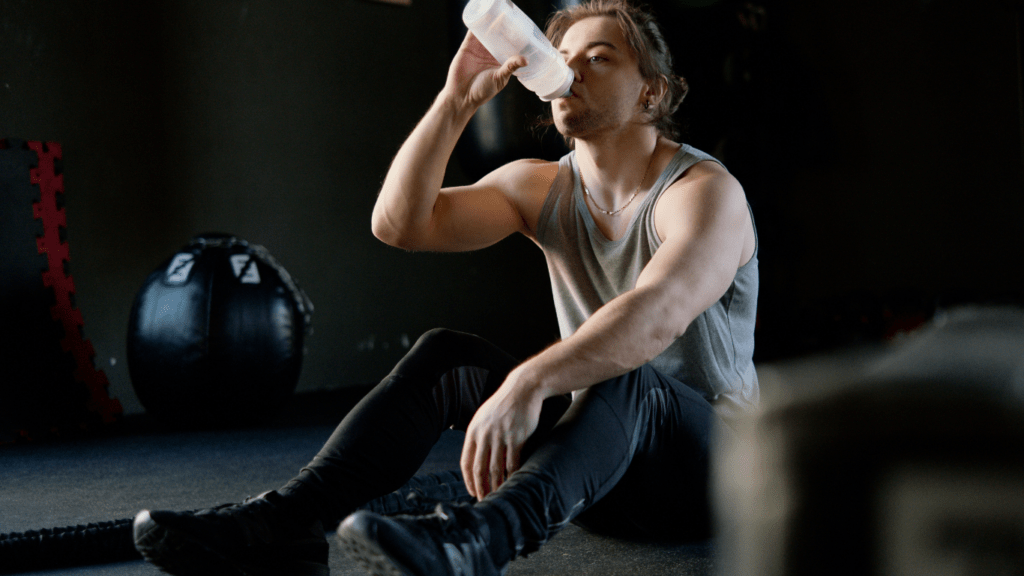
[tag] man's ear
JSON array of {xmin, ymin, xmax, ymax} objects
[{"xmin": 647, "ymin": 74, "xmax": 669, "ymax": 109}]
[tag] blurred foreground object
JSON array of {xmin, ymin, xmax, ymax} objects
[{"xmin": 715, "ymin": 305, "xmax": 1024, "ymax": 576}]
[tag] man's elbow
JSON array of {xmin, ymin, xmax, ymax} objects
[
  {"xmin": 636, "ymin": 288, "xmax": 695, "ymax": 350},
  {"xmin": 650, "ymin": 320, "xmax": 686, "ymax": 358},
  {"xmin": 371, "ymin": 207, "xmax": 417, "ymax": 250},
  {"xmin": 370, "ymin": 213, "xmax": 398, "ymax": 246},
  {"xmin": 372, "ymin": 225, "xmax": 419, "ymax": 251}
]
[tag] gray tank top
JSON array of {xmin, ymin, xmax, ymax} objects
[{"xmin": 535, "ymin": 144, "xmax": 760, "ymax": 421}]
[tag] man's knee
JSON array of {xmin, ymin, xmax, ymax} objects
[
  {"xmin": 387, "ymin": 328, "xmax": 465, "ymax": 384},
  {"xmin": 391, "ymin": 328, "xmax": 499, "ymax": 398},
  {"xmin": 406, "ymin": 328, "xmax": 518, "ymax": 380},
  {"xmin": 411, "ymin": 328, "xmax": 470, "ymax": 355},
  {"xmin": 404, "ymin": 328, "xmax": 485, "ymax": 376}
]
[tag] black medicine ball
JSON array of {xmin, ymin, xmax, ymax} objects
[{"xmin": 127, "ymin": 233, "xmax": 313, "ymax": 428}]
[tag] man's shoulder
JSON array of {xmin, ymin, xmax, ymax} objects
[
  {"xmin": 653, "ymin": 158, "xmax": 748, "ymax": 240},
  {"xmin": 501, "ymin": 158, "xmax": 561, "ymax": 183},
  {"xmin": 481, "ymin": 158, "xmax": 561, "ymax": 238},
  {"xmin": 486, "ymin": 158, "xmax": 561, "ymax": 201},
  {"xmin": 650, "ymin": 143, "xmax": 737, "ymax": 198},
  {"xmin": 665, "ymin": 158, "xmax": 742, "ymax": 202}
]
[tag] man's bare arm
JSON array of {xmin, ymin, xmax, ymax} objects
[{"xmin": 372, "ymin": 33, "xmax": 538, "ymax": 252}]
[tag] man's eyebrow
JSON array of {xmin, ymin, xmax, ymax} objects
[{"xmin": 559, "ymin": 41, "xmax": 620, "ymax": 54}]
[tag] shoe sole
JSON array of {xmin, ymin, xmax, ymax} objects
[
  {"xmin": 336, "ymin": 524, "xmax": 409, "ymax": 576},
  {"xmin": 134, "ymin": 510, "xmax": 245, "ymax": 576},
  {"xmin": 134, "ymin": 511, "xmax": 329, "ymax": 576}
]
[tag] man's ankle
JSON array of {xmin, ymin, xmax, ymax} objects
[
  {"xmin": 474, "ymin": 497, "xmax": 523, "ymax": 565},
  {"xmin": 250, "ymin": 491, "xmax": 326, "ymax": 540}
]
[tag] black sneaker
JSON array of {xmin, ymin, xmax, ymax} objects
[
  {"xmin": 133, "ymin": 491, "xmax": 329, "ymax": 576},
  {"xmin": 336, "ymin": 502, "xmax": 508, "ymax": 576}
]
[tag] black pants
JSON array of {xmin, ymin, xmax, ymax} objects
[{"xmin": 279, "ymin": 329, "xmax": 719, "ymax": 554}]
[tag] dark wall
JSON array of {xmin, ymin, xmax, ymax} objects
[
  {"xmin": 2, "ymin": 0, "xmax": 1022, "ymax": 414},
  {"xmin": 666, "ymin": 0, "xmax": 1024, "ymax": 356},
  {"xmin": 1, "ymin": 0, "xmax": 559, "ymax": 414}
]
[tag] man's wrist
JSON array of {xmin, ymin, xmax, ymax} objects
[
  {"xmin": 506, "ymin": 358, "xmax": 555, "ymax": 401},
  {"xmin": 436, "ymin": 87, "xmax": 478, "ymax": 126}
]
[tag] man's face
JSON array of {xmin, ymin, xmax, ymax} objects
[{"xmin": 552, "ymin": 15, "xmax": 647, "ymax": 140}]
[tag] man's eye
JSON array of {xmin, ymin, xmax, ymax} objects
[{"xmin": 589, "ymin": 56, "xmax": 605, "ymax": 62}]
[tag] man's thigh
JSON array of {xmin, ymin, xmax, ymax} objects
[{"xmin": 572, "ymin": 367, "xmax": 720, "ymax": 540}]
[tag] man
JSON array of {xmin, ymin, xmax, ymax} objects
[{"xmin": 133, "ymin": 2, "xmax": 758, "ymax": 576}]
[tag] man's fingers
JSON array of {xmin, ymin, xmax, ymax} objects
[
  {"xmin": 489, "ymin": 442, "xmax": 506, "ymax": 493},
  {"xmin": 496, "ymin": 55, "xmax": 527, "ymax": 86},
  {"xmin": 501, "ymin": 55, "xmax": 527, "ymax": 76},
  {"xmin": 460, "ymin": 438, "xmax": 478, "ymax": 499},
  {"xmin": 464, "ymin": 31, "xmax": 501, "ymax": 66},
  {"xmin": 473, "ymin": 439, "xmax": 491, "ymax": 498},
  {"xmin": 505, "ymin": 442, "xmax": 521, "ymax": 478}
]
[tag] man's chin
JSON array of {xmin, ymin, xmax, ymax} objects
[{"xmin": 553, "ymin": 116, "xmax": 592, "ymax": 141}]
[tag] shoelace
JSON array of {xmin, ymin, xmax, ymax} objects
[
  {"xmin": 403, "ymin": 489, "xmax": 442, "ymax": 510},
  {"xmin": 361, "ymin": 470, "xmax": 473, "ymax": 518},
  {"xmin": 400, "ymin": 492, "xmax": 457, "ymax": 525},
  {"xmin": 408, "ymin": 499, "xmax": 490, "ymax": 549},
  {"xmin": 195, "ymin": 497, "xmax": 274, "ymax": 545},
  {"xmin": 417, "ymin": 503, "xmax": 502, "ymax": 576}
]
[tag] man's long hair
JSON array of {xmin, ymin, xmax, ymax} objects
[{"xmin": 539, "ymin": 0, "xmax": 688, "ymax": 143}]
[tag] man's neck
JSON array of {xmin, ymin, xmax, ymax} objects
[{"xmin": 575, "ymin": 127, "xmax": 664, "ymax": 208}]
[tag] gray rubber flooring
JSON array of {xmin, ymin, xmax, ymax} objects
[{"xmin": 1, "ymin": 390, "xmax": 715, "ymax": 576}]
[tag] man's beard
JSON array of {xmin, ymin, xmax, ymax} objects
[{"xmin": 555, "ymin": 107, "xmax": 604, "ymax": 140}]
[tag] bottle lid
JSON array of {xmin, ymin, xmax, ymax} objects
[{"xmin": 539, "ymin": 68, "xmax": 574, "ymax": 102}]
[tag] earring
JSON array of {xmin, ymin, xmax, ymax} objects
[{"xmin": 644, "ymin": 100, "xmax": 650, "ymax": 110}]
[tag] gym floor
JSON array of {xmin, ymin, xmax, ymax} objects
[
  {"xmin": 4, "ymin": 340, "xmax": 924, "ymax": 576},
  {"xmin": 2, "ymin": 387, "xmax": 720, "ymax": 576},
  {"xmin": 4, "ymin": 309, "xmax": 1021, "ymax": 576}
]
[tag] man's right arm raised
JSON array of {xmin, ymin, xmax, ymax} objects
[{"xmin": 372, "ymin": 33, "xmax": 545, "ymax": 253}]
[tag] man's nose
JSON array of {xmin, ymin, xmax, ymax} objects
[{"xmin": 564, "ymin": 56, "xmax": 584, "ymax": 82}]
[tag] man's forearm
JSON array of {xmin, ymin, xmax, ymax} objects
[
  {"xmin": 371, "ymin": 92, "xmax": 474, "ymax": 247},
  {"xmin": 509, "ymin": 285, "xmax": 688, "ymax": 399}
]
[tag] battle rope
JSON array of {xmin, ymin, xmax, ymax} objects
[
  {"xmin": 0, "ymin": 519, "xmax": 139, "ymax": 574},
  {"xmin": 0, "ymin": 470, "xmax": 470, "ymax": 574}
]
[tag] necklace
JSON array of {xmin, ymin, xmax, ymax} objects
[{"xmin": 580, "ymin": 146, "xmax": 657, "ymax": 217}]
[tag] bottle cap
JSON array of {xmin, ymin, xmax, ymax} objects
[{"xmin": 539, "ymin": 68, "xmax": 574, "ymax": 102}]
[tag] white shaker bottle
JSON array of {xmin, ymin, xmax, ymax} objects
[{"xmin": 462, "ymin": 0, "xmax": 575, "ymax": 101}]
